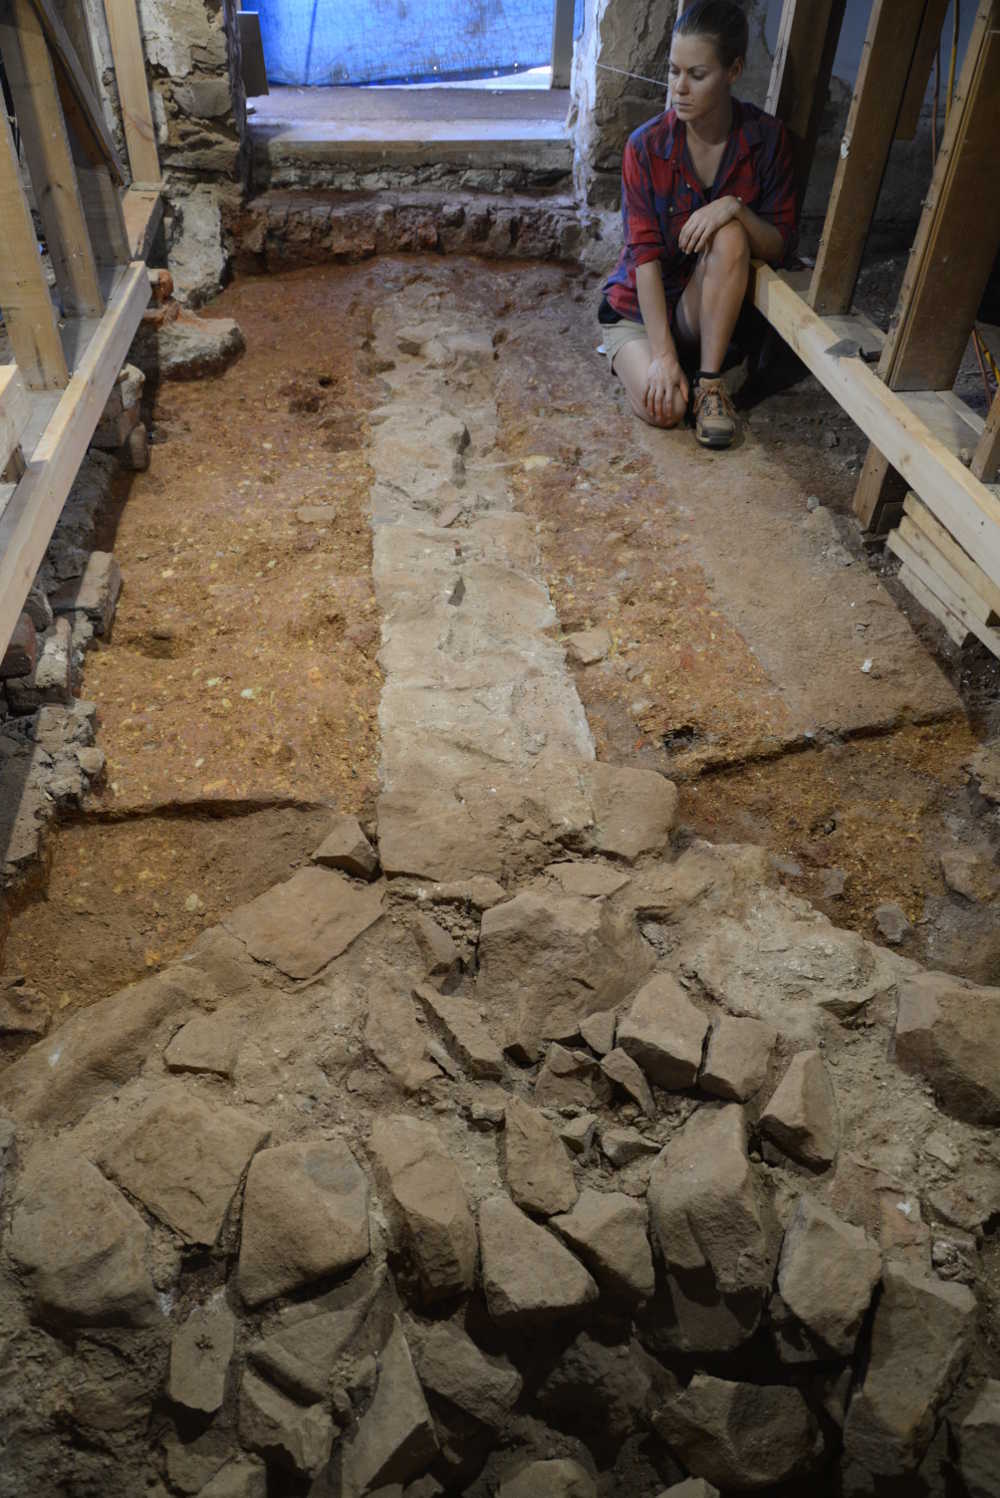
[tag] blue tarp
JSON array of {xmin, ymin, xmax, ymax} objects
[{"xmin": 254, "ymin": 0, "xmax": 570, "ymax": 86}]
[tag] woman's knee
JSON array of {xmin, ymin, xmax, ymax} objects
[
  {"xmin": 708, "ymin": 217, "xmax": 751, "ymax": 269},
  {"xmin": 629, "ymin": 395, "xmax": 681, "ymax": 430}
]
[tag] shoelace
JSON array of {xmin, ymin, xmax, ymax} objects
[{"xmin": 696, "ymin": 383, "xmax": 733, "ymax": 421}]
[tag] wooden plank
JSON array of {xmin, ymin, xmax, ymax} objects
[
  {"xmin": 972, "ymin": 389, "xmax": 1000, "ymax": 484},
  {"xmin": 896, "ymin": 0, "xmax": 950, "ymax": 139},
  {"xmin": 898, "ymin": 390, "xmax": 985, "ymax": 459},
  {"xmin": 892, "ymin": 541, "xmax": 1000, "ymax": 658},
  {"xmin": 751, "ymin": 263, "xmax": 1000, "ymax": 585},
  {"xmin": 102, "ymin": 0, "xmax": 160, "ymax": 183},
  {"xmin": 891, "ymin": 517, "xmax": 998, "ymax": 625},
  {"xmin": 0, "ymin": 0, "xmax": 103, "ymax": 317},
  {"xmin": 897, "ymin": 563, "xmax": 970, "ymax": 646},
  {"xmin": 25, "ymin": 0, "xmax": 125, "ymax": 183},
  {"xmin": 809, "ymin": 0, "xmax": 933, "ymax": 315},
  {"xmin": 879, "ymin": 0, "xmax": 1000, "ymax": 392},
  {"xmin": 764, "ymin": 0, "xmax": 846, "ymax": 201},
  {"xmin": 904, "ymin": 491, "xmax": 1000, "ymax": 619},
  {"xmin": 122, "ymin": 184, "xmax": 163, "ymax": 259},
  {"xmin": 0, "ymin": 260, "xmax": 148, "ymax": 657},
  {"xmin": 0, "ymin": 367, "xmax": 32, "ymax": 471},
  {"xmin": 0, "ymin": 102, "xmax": 69, "ymax": 390}
]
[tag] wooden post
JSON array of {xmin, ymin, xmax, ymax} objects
[
  {"xmin": 895, "ymin": 0, "xmax": 950, "ymax": 139},
  {"xmin": 0, "ymin": 104, "xmax": 69, "ymax": 390},
  {"xmin": 809, "ymin": 0, "xmax": 933, "ymax": 316},
  {"xmin": 972, "ymin": 390, "xmax": 1000, "ymax": 485},
  {"xmin": 102, "ymin": 0, "xmax": 160, "ymax": 183},
  {"xmin": 853, "ymin": 0, "xmax": 1000, "ymax": 528},
  {"xmin": 764, "ymin": 0, "xmax": 846, "ymax": 204},
  {"xmin": 55, "ymin": 0, "xmax": 131, "ymax": 267},
  {"xmin": 0, "ymin": 367, "xmax": 31, "ymax": 472},
  {"xmin": 26, "ymin": 0, "xmax": 126, "ymax": 182},
  {"xmin": 0, "ymin": 0, "xmax": 104, "ymax": 316}
]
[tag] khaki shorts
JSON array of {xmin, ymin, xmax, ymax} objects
[{"xmin": 597, "ymin": 318, "xmax": 650, "ymax": 370}]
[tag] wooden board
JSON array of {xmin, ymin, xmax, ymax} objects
[
  {"xmin": 896, "ymin": 0, "xmax": 950, "ymax": 139},
  {"xmin": 25, "ymin": 0, "xmax": 125, "ymax": 183},
  {"xmin": 0, "ymin": 102, "xmax": 69, "ymax": 390},
  {"xmin": 898, "ymin": 390, "xmax": 985, "ymax": 459},
  {"xmin": 0, "ymin": 0, "xmax": 103, "ymax": 317},
  {"xmin": 973, "ymin": 389, "xmax": 1000, "ymax": 484},
  {"xmin": 809, "ymin": 0, "xmax": 932, "ymax": 315},
  {"xmin": 0, "ymin": 367, "xmax": 31, "ymax": 470},
  {"xmin": 752, "ymin": 262, "xmax": 1000, "ymax": 585},
  {"xmin": 0, "ymin": 260, "xmax": 148, "ymax": 658},
  {"xmin": 764, "ymin": 0, "xmax": 846, "ymax": 201},
  {"xmin": 903, "ymin": 492, "xmax": 1000, "ymax": 619},
  {"xmin": 101, "ymin": 0, "xmax": 160, "ymax": 184},
  {"xmin": 897, "ymin": 563, "xmax": 970, "ymax": 647},
  {"xmin": 890, "ymin": 517, "xmax": 998, "ymax": 626},
  {"xmin": 879, "ymin": 0, "xmax": 1000, "ymax": 392},
  {"xmin": 892, "ymin": 544, "xmax": 1000, "ymax": 658},
  {"xmin": 123, "ymin": 185, "xmax": 163, "ymax": 259}
]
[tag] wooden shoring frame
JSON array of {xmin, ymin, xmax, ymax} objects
[
  {"xmin": 763, "ymin": 0, "xmax": 846, "ymax": 206},
  {"xmin": 0, "ymin": 0, "xmax": 160, "ymax": 661}
]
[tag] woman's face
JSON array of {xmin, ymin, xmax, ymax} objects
[{"xmin": 667, "ymin": 33, "xmax": 742, "ymax": 123}]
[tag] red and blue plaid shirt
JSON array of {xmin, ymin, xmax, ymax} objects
[{"xmin": 604, "ymin": 97, "xmax": 798, "ymax": 321}]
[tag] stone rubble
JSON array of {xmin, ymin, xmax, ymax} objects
[{"xmin": 2, "ymin": 273, "xmax": 1000, "ymax": 1498}]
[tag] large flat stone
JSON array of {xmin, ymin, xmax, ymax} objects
[
  {"xmin": 776, "ymin": 1197, "xmax": 881, "ymax": 1357},
  {"xmin": 97, "ymin": 1086, "xmax": 269, "ymax": 1246},
  {"xmin": 893, "ymin": 970, "xmax": 1000, "ymax": 1124},
  {"xmin": 551, "ymin": 1188, "xmax": 655, "ymax": 1301},
  {"xmin": 226, "ymin": 866, "xmax": 383, "ymax": 979},
  {"xmin": 238, "ymin": 1139, "xmax": 370, "ymax": 1307},
  {"xmin": 479, "ymin": 1195, "xmax": 598, "ymax": 1324},
  {"xmin": 617, "ymin": 973, "xmax": 709, "ymax": 1089},
  {"xmin": 369, "ymin": 1115, "xmax": 476, "ymax": 1302},
  {"xmin": 408, "ymin": 1317, "xmax": 522, "ymax": 1429}
]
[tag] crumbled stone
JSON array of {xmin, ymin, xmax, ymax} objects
[
  {"xmin": 5, "ymin": 617, "xmax": 74, "ymax": 710},
  {"xmin": 98, "ymin": 1086, "xmax": 269, "ymax": 1246},
  {"xmin": 226, "ymin": 866, "xmax": 383, "ymax": 979},
  {"xmin": 600, "ymin": 1127, "xmax": 660, "ymax": 1167},
  {"xmin": 560, "ymin": 1114, "xmax": 597, "ymax": 1155},
  {"xmin": 168, "ymin": 1295, "xmax": 236, "ymax": 1412},
  {"xmin": 250, "ymin": 1265, "xmax": 391, "ymax": 1404},
  {"xmin": 311, "ymin": 815, "xmax": 379, "ymax": 878},
  {"xmin": 50, "ymin": 552, "xmax": 121, "ymax": 635},
  {"xmin": 340, "ymin": 1318, "xmax": 438, "ymax": 1496},
  {"xmin": 164, "ymin": 1011, "xmax": 239, "ymax": 1077},
  {"xmin": 410, "ymin": 913, "xmax": 461, "ymax": 980},
  {"xmin": 579, "ymin": 1007, "xmax": 617, "ymax": 1054},
  {"xmin": 23, "ymin": 585, "xmax": 53, "ymax": 633},
  {"xmin": 699, "ymin": 1014, "xmax": 776, "ymax": 1101},
  {"xmin": 777, "ymin": 1197, "xmax": 881, "ymax": 1356},
  {"xmin": 536, "ymin": 1331, "xmax": 661, "ymax": 1443},
  {"xmin": 0, "ymin": 983, "xmax": 51, "ymax": 1037},
  {"xmin": 504, "ymin": 1096, "xmax": 578, "ymax": 1216},
  {"xmin": 894, "ymin": 970, "xmax": 1000, "ymax": 1124},
  {"xmin": 139, "ymin": 314, "xmax": 246, "ymax": 380},
  {"xmin": 547, "ymin": 864, "xmax": 630, "ymax": 900},
  {"xmin": 551, "ymin": 1187, "xmax": 655, "ymax": 1300},
  {"xmin": 238, "ymin": 1139, "xmax": 370, "ymax": 1306},
  {"xmin": 498, "ymin": 1459, "xmax": 597, "ymax": 1498},
  {"xmin": 564, "ymin": 627, "xmax": 611, "ymax": 666},
  {"xmin": 582, "ymin": 761, "xmax": 678, "ymax": 863},
  {"xmin": 940, "ymin": 847, "xmax": 998, "ymax": 903},
  {"xmin": 656, "ymin": 1376, "xmax": 821, "ymax": 1489},
  {"xmin": 874, "ymin": 902, "xmax": 911, "ymax": 944},
  {"xmin": 760, "ymin": 1050, "xmax": 839, "ymax": 1170},
  {"xmin": 648, "ymin": 1105, "xmax": 770, "ymax": 1299},
  {"xmin": 238, "ymin": 1371, "xmax": 333, "ymax": 1477},
  {"xmin": 408, "ymin": 1318, "xmax": 522, "ymax": 1428},
  {"xmin": 617, "ymin": 973, "xmax": 709, "ymax": 1089},
  {"xmin": 414, "ymin": 983, "xmax": 504, "ymax": 1079},
  {"xmin": 844, "ymin": 1263, "xmax": 976, "ymax": 1475},
  {"xmin": 959, "ymin": 1379, "xmax": 1000, "ymax": 1498},
  {"xmin": 535, "ymin": 1043, "xmax": 612, "ymax": 1109},
  {"xmin": 477, "ymin": 889, "xmax": 653, "ymax": 1062},
  {"xmin": 370, "ymin": 1115, "xmax": 476, "ymax": 1301},
  {"xmin": 366, "ymin": 986, "xmax": 441, "ymax": 1091},
  {"xmin": 479, "ymin": 1196, "xmax": 598, "ymax": 1324},
  {"xmin": 600, "ymin": 1047, "xmax": 656, "ymax": 1117},
  {"xmin": 197, "ymin": 1460, "xmax": 267, "ymax": 1498},
  {"xmin": 8, "ymin": 1148, "xmax": 158, "ymax": 1326},
  {"xmin": 0, "ymin": 612, "xmax": 36, "ymax": 678},
  {"xmin": 660, "ymin": 1482, "xmax": 720, "ymax": 1498}
]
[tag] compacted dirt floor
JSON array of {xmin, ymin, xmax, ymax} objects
[{"xmin": 1, "ymin": 256, "xmax": 997, "ymax": 1038}]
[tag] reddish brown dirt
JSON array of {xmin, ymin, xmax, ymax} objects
[{"xmin": 1, "ymin": 257, "xmax": 996, "ymax": 1036}]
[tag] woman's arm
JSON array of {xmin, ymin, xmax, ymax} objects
[
  {"xmin": 636, "ymin": 261, "xmax": 689, "ymax": 423},
  {"xmin": 678, "ymin": 196, "xmax": 783, "ymax": 262}
]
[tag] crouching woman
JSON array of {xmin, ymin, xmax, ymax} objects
[{"xmin": 600, "ymin": 0, "xmax": 798, "ymax": 448}]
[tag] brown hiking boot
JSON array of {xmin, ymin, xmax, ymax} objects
[{"xmin": 693, "ymin": 377, "xmax": 738, "ymax": 449}]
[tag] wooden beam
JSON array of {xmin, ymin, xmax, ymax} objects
[
  {"xmin": 751, "ymin": 262, "xmax": 1000, "ymax": 585},
  {"xmin": 897, "ymin": 562, "xmax": 970, "ymax": 646},
  {"xmin": 880, "ymin": 0, "xmax": 1000, "ymax": 391},
  {"xmin": 891, "ymin": 519, "xmax": 998, "ymax": 626},
  {"xmin": 764, "ymin": 0, "xmax": 846, "ymax": 203},
  {"xmin": 972, "ymin": 389, "xmax": 1000, "ymax": 484},
  {"xmin": 0, "ymin": 0, "xmax": 104, "ymax": 317},
  {"xmin": 102, "ymin": 0, "xmax": 160, "ymax": 184},
  {"xmin": 0, "ymin": 260, "xmax": 148, "ymax": 658},
  {"xmin": 904, "ymin": 491, "xmax": 1000, "ymax": 619},
  {"xmin": 25, "ymin": 0, "xmax": 126, "ymax": 183},
  {"xmin": 0, "ymin": 103, "xmax": 69, "ymax": 390},
  {"xmin": 891, "ymin": 536, "xmax": 1000, "ymax": 657},
  {"xmin": 122, "ymin": 183, "xmax": 163, "ymax": 259},
  {"xmin": 809, "ymin": 0, "xmax": 933, "ymax": 315},
  {"xmin": 896, "ymin": 0, "xmax": 949, "ymax": 139},
  {"xmin": 0, "ymin": 367, "xmax": 31, "ymax": 471},
  {"xmin": 54, "ymin": 0, "xmax": 131, "ymax": 266}
]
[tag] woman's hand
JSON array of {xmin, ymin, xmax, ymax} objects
[
  {"xmin": 645, "ymin": 355, "xmax": 690, "ymax": 426},
  {"xmin": 678, "ymin": 195, "xmax": 741, "ymax": 255}
]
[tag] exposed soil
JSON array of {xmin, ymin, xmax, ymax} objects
[{"xmin": 1, "ymin": 254, "xmax": 997, "ymax": 1037}]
